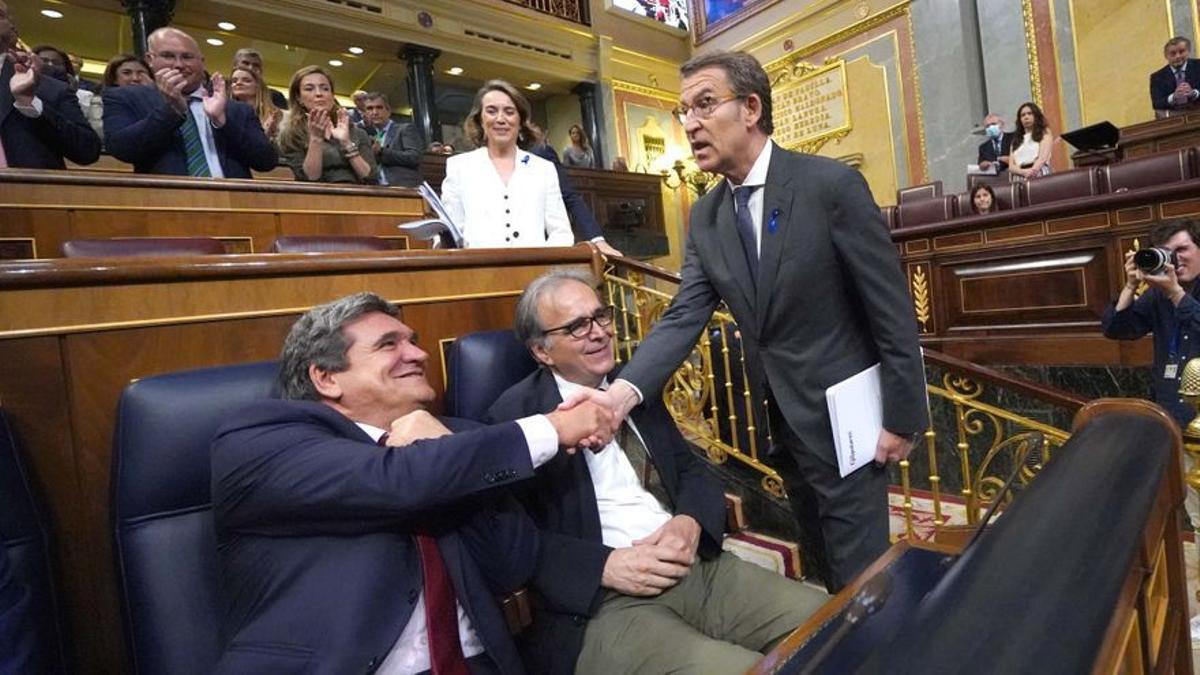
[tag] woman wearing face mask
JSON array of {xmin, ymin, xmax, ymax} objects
[
  {"xmin": 969, "ymin": 184, "xmax": 998, "ymax": 215},
  {"xmin": 227, "ymin": 67, "xmax": 282, "ymax": 139},
  {"xmin": 1009, "ymin": 102, "xmax": 1054, "ymax": 180},
  {"xmin": 276, "ymin": 65, "xmax": 376, "ymax": 184},
  {"xmin": 440, "ymin": 80, "xmax": 572, "ymax": 248}
]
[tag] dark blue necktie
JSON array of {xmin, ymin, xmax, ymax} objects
[{"xmin": 734, "ymin": 185, "xmax": 759, "ymax": 285}]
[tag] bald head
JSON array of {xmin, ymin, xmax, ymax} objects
[{"xmin": 146, "ymin": 27, "xmax": 205, "ymax": 93}]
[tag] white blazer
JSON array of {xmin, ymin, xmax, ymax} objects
[{"xmin": 440, "ymin": 147, "xmax": 574, "ymax": 248}]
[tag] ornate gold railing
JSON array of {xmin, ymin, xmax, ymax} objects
[
  {"xmin": 500, "ymin": 0, "xmax": 590, "ymax": 25},
  {"xmin": 604, "ymin": 258, "xmax": 1088, "ymax": 541}
]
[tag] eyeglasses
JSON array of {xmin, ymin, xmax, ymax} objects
[
  {"xmin": 542, "ymin": 305, "xmax": 615, "ymax": 339},
  {"xmin": 672, "ymin": 94, "xmax": 742, "ymax": 125}
]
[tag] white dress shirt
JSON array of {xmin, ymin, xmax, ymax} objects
[
  {"xmin": 553, "ymin": 374, "xmax": 672, "ymax": 549},
  {"xmin": 440, "ymin": 147, "xmax": 573, "ymax": 248},
  {"xmin": 727, "ymin": 139, "xmax": 774, "ymax": 256},
  {"xmin": 187, "ymin": 87, "xmax": 225, "ymax": 178},
  {"xmin": 357, "ymin": 414, "xmax": 558, "ymax": 674}
]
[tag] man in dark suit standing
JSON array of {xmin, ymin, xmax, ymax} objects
[
  {"xmin": 1151, "ymin": 36, "xmax": 1200, "ymax": 113},
  {"xmin": 103, "ymin": 27, "xmax": 277, "ymax": 178},
  {"xmin": 574, "ymin": 51, "xmax": 927, "ymax": 592},
  {"xmin": 488, "ymin": 271, "xmax": 825, "ymax": 674},
  {"xmin": 0, "ymin": 1, "xmax": 100, "ymax": 169},
  {"xmin": 363, "ymin": 92, "xmax": 424, "ymax": 187},
  {"xmin": 211, "ymin": 292, "xmax": 613, "ymax": 674},
  {"xmin": 976, "ymin": 113, "xmax": 1014, "ymax": 174}
]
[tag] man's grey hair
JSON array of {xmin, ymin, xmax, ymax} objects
[
  {"xmin": 278, "ymin": 292, "xmax": 399, "ymax": 401},
  {"xmin": 680, "ymin": 50, "xmax": 773, "ymax": 136},
  {"xmin": 1165, "ymin": 36, "xmax": 1192, "ymax": 52},
  {"xmin": 514, "ymin": 269, "xmax": 600, "ymax": 349},
  {"xmin": 365, "ymin": 92, "xmax": 390, "ymax": 107}
]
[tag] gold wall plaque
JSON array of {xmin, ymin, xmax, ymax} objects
[{"xmin": 771, "ymin": 60, "xmax": 852, "ymax": 155}]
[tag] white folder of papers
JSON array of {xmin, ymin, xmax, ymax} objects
[{"xmin": 825, "ymin": 363, "xmax": 882, "ymax": 478}]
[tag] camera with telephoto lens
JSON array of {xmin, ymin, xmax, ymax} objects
[{"xmin": 1134, "ymin": 247, "xmax": 1178, "ymax": 275}]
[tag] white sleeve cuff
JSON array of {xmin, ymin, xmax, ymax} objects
[
  {"xmin": 14, "ymin": 97, "xmax": 43, "ymax": 118},
  {"xmin": 590, "ymin": 236, "xmax": 606, "ymax": 243},
  {"xmin": 516, "ymin": 415, "xmax": 559, "ymax": 468},
  {"xmin": 615, "ymin": 378, "xmax": 644, "ymax": 404}
]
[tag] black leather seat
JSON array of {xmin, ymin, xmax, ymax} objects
[
  {"xmin": 1024, "ymin": 167, "xmax": 1103, "ymax": 206},
  {"xmin": 896, "ymin": 195, "xmax": 957, "ymax": 228},
  {"xmin": 1104, "ymin": 148, "xmax": 1196, "ymax": 193},
  {"xmin": 0, "ymin": 409, "xmax": 70, "ymax": 672},
  {"xmin": 897, "ymin": 180, "xmax": 943, "ymax": 203},
  {"xmin": 62, "ymin": 237, "xmax": 227, "ymax": 257},
  {"xmin": 111, "ymin": 361, "xmax": 279, "ymax": 675},
  {"xmin": 443, "ymin": 330, "xmax": 538, "ymax": 422}
]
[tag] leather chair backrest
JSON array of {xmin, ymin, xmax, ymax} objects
[
  {"xmin": 0, "ymin": 409, "xmax": 70, "ymax": 672},
  {"xmin": 1024, "ymin": 167, "xmax": 1103, "ymax": 206},
  {"xmin": 444, "ymin": 330, "xmax": 538, "ymax": 422},
  {"xmin": 112, "ymin": 361, "xmax": 279, "ymax": 675},
  {"xmin": 897, "ymin": 181, "xmax": 944, "ymax": 204},
  {"xmin": 896, "ymin": 195, "xmax": 957, "ymax": 228},
  {"xmin": 1105, "ymin": 148, "xmax": 1195, "ymax": 193},
  {"xmin": 270, "ymin": 236, "xmax": 399, "ymax": 253},
  {"xmin": 62, "ymin": 237, "xmax": 227, "ymax": 258}
]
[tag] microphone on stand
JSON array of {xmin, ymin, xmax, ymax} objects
[{"xmin": 797, "ymin": 571, "xmax": 894, "ymax": 675}]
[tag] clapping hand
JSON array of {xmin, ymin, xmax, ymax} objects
[
  {"xmin": 7, "ymin": 47, "xmax": 40, "ymax": 104},
  {"xmin": 153, "ymin": 66, "xmax": 190, "ymax": 114},
  {"xmin": 330, "ymin": 108, "xmax": 353, "ymax": 145},
  {"xmin": 306, "ymin": 107, "xmax": 331, "ymax": 140},
  {"xmin": 202, "ymin": 72, "xmax": 228, "ymax": 127}
]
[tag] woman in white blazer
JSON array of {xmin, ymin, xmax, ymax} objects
[{"xmin": 441, "ymin": 80, "xmax": 573, "ymax": 248}]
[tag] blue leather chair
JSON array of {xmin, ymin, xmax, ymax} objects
[
  {"xmin": 111, "ymin": 361, "xmax": 279, "ymax": 675},
  {"xmin": 0, "ymin": 408, "xmax": 70, "ymax": 673},
  {"xmin": 443, "ymin": 330, "xmax": 538, "ymax": 422}
]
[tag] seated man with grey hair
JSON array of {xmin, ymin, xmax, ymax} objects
[
  {"xmin": 487, "ymin": 270, "xmax": 827, "ymax": 675},
  {"xmin": 211, "ymin": 291, "xmax": 614, "ymax": 674}
]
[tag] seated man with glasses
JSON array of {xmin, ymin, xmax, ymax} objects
[
  {"xmin": 103, "ymin": 27, "xmax": 277, "ymax": 177},
  {"xmin": 488, "ymin": 270, "xmax": 826, "ymax": 675}
]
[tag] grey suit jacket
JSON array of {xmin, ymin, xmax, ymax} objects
[
  {"xmin": 619, "ymin": 144, "xmax": 927, "ymax": 463},
  {"xmin": 375, "ymin": 120, "xmax": 424, "ymax": 187}
]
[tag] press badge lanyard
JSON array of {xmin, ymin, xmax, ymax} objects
[{"xmin": 1165, "ymin": 324, "xmax": 1183, "ymax": 379}]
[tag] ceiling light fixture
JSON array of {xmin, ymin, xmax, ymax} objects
[
  {"xmin": 446, "ymin": 66, "xmax": 464, "ymax": 75},
  {"xmin": 217, "ymin": 21, "xmax": 237, "ymax": 31},
  {"xmin": 206, "ymin": 38, "xmax": 224, "ymax": 46},
  {"xmin": 348, "ymin": 46, "xmax": 364, "ymax": 55},
  {"xmin": 41, "ymin": 9, "xmax": 64, "ymax": 19},
  {"xmin": 328, "ymin": 59, "xmax": 344, "ymax": 67},
  {"xmin": 525, "ymin": 82, "xmax": 542, "ymax": 91}
]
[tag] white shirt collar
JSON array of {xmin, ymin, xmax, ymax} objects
[
  {"xmin": 551, "ymin": 370, "xmax": 608, "ymax": 400},
  {"xmin": 728, "ymin": 139, "xmax": 773, "ymax": 193},
  {"xmin": 355, "ymin": 421, "xmax": 387, "ymax": 443}
]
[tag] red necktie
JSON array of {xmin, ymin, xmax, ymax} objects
[{"xmin": 378, "ymin": 433, "xmax": 471, "ymax": 675}]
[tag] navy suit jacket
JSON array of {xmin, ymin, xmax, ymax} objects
[
  {"xmin": 211, "ymin": 400, "xmax": 539, "ymax": 675},
  {"xmin": 103, "ymin": 84, "xmax": 277, "ymax": 177},
  {"xmin": 1150, "ymin": 59, "xmax": 1200, "ymax": 111},
  {"xmin": 0, "ymin": 545, "xmax": 36, "ymax": 674},
  {"xmin": 976, "ymin": 132, "xmax": 1015, "ymax": 171},
  {"xmin": 529, "ymin": 144, "xmax": 604, "ymax": 241},
  {"xmin": 0, "ymin": 61, "xmax": 100, "ymax": 169},
  {"xmin": 486, "ymin": 367, "xmax": 726, "ymax": 675}
]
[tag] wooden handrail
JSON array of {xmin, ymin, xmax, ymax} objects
[
  {"xmin": 0, "ymin": 167, "xmax": 420, "ymax": 197},
  {"xmin": 0, "ymin": 246, "xmax": 597, "ymax": 290},
  {"xmin": 923, "ymin": 349, "xmax": 1087, "ymax": 412}
]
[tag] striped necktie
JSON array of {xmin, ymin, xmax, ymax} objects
[{"xmin": 179, "ymin": 103, "xmax": 212, "ymax": 178}]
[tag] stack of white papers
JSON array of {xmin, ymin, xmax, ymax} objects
[{"xmin": 825, "ymin": 363, "xmax": 883, "ymax": 478}]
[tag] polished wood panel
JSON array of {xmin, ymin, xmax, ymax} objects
[
  {"xmin": 0, "ymin": 247, "xmax": 602, "ymax": 673},
  {"xmin": 894, "ymin": 179, "xmax": 1200, "ymax": 365},
  {"xmin": 0, "ymin": 169, "xmax": 429, "ymax": 258},
  {"xmin": 1072, "ymin": 112, "xmax": 1200, "ymax": 167}
]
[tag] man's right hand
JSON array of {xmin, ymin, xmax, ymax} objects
[
  {"xmin": 153, "ymin": 67, "xmax": 189, "ymax": 114},
  {"xmin": 545, "ymin": 400, "xmax": 613, "ymax": 453},
  {"xmin": 601, "ymin": 544, "xmax": 693, "ymax": 596},
  {"xmin": 558, "ymin": 380, "xmax": 640, "ymax": 432},
  {"xmin": 386, "ymin": 410, "xmax": 451, "ymax": 446},
  {"xmin": 978, "ymin": 160, "xmax": 992, "ymax": 171}
]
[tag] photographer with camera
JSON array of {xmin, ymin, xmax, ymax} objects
[{"xmin": 1103, "ymin": 219, "xmax": 1200, "ymax": 428}]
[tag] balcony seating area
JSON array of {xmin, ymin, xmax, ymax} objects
[{"xmin": 885, "ymin": 147, "xmax": 1198, "ymax": 230}]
